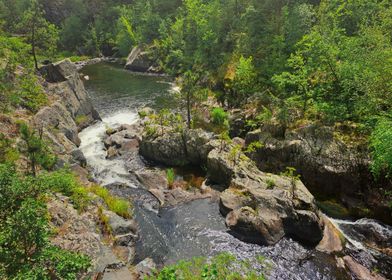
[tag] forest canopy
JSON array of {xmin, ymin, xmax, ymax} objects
[{"xmin": 0, "ymin": 0, "xmax": 391, "ymax": 177}]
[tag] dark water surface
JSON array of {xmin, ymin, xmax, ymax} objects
[
  {"xmin": 80, "ymin": 62, "xmax": 391, "ymax": 280},
  {"xmin": 81, "ymin": 62, "xmax": 175, "ymax": 115}
]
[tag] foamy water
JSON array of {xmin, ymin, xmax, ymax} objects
[{"xmin": 79, "ymin": 111, "xmax": 139, "ymax": 187}]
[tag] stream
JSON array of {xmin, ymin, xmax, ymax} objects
[{"xmin": 79, "ymin": 62, "xmax": 391, "ymax": 279}]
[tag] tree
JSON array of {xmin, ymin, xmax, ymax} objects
[
  {"xmin": 181, "ymin": 71, "xmax": 201, "ymax": 129},
  {"xmin": 18, "ymin": 123, "xmax": 56, "ymax": 176},
  {"xmin": 18, "ymin": 0, "xmax": 59, "ymax": 70},
  {"xmin": 0, "ymin": 164, "xmax": 91, "ymax": 279},
  {"xmin": 370, "ymin": 116, "xmax": 392, "ymax": 180}
]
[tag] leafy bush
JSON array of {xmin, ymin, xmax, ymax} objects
[
  {"xmin": 0, "ymin": 133, "xmax": 19, "ymax": 163},
  {"xmin": 211, "ymin": 107, "xmax": 228, "ymax": 126},
  {"xmin": 146, "ymin": 252, "xmax": 267, "ymax": 280},
  {"xmin": 370, "ymin": 117, "xmax": 392, "ymax": 179},
  {"xmin": 167, "ymin": 168, "xmax": 175, "ymax": 188},
  {"xmin": 18, "ymin": 123, "xmax": 56, "ymax": 176},
  {"xmin": 91, "ymin": 185, "xmax": 132, "ymax": 218},
  {"xmin": 39, "ymin": 169, "xmax": 91, "ymax": 212},
  {"xmin": 0, "ymin": 164, "xmax": 91, "ymax": 279}
]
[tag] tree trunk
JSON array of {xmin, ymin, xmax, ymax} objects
[
  {"xmin": 186, "ymin": 91, "xmax": 191, "ymax": 129},
  {"xmin": 32, "ymin": 19, "xmax": 38, "ymax": 71}
]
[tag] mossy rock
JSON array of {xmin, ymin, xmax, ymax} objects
[{"xmin": 317, "ymin": 200, "xmax": 350, "ymax": 219}]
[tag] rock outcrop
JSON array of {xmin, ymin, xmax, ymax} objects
[
  {"xmin": 34, "ymin": 59, "xmax": 101, "ymax": 164},
  {"xmin": 244, "ymin": 124, "xmax": 391, "ymax": 224},
  {"xmin": 48, "ymin": 195, "xmax": 137, "ymax": 277},
  {"xmin": 139, "ymin": 127, "xmax": 324, "ymax": 246},
  {"xmin": 124, "ymin": 46, "xmax": 160, "ymax": 73}
]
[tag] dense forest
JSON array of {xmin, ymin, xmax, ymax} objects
[
  {"xmin": 0, "ymin": 0, "xmax": 392, "ymax": 279},
  {"xmin": 1, "ymin": 0, "xmax": 391, "ymax": 177}
]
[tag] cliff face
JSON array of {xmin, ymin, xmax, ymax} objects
[{"xmin": 35, "ymin": 59, "xmax": 101, "ymax": 166}]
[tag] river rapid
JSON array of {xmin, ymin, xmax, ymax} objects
[{"xmin": 79, "ymin": 62, "xmax": 391, "ymax": 280}]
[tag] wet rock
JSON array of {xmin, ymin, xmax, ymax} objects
[
  {"xmin": 125, "ymin": 46, "xmax": 159, "ymax": 73},
  {"xmin": 140, "ymin": 126, "xmax": 324, "ymax": 247},
  {"xmin": 244, "ymin": 124, "xmax": 390, "ymax": 222},
  {"xmin": 338, "ymin": 218, "xmax": 392, "ymax": 254},
  {"xmin": 106, "ymin": 146, "xmax": 119, "ymax": 159},
  {"xmin": 105, "ymin": 210, "xmax": 137, "ymax": 236},
  {"xmin": 139, "ymin": 128, "xmax": 216, "ymax": 166},
  {"xmin": 71, "ymin": 148, "xmax": 87, "ymax": 167},
  {"xmin": 226, "ymin": 206, "xmax": 285, "ymax": 245},
  {"xmin": 316, "ymin": 216, "xmax": 344, "ymax": 254},
  {"xmin": 48, "ymin": 196, "xmax": 123, "ymax": 274},
  {"xmin": 134, "ymin": 258, "xmax": 156, "ymax": 279},
  {"xmin": 119, "ymin": 139, "xmax": 139, "ymax": 155},
  {"xmin": 343, "ymin": 256, "xmax": 386, "ymax": 280},
  {"xmin": 135, "ymin": 169, "xmax": 168, "ymax": 190}
]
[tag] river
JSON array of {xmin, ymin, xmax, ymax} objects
[{"xmin": 79, "ymin": 62, "xmax": 391, "ymax": 279}]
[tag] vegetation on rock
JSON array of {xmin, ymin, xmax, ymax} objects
[
  {"xmin": 0, "ymin": 164, "xmax": 91, "ymax": 279},
  {"xmin": 146, "ymin": 252, "xmax": 268, "ymax": 280}
]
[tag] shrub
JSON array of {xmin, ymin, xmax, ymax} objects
[
  {"xmin": 0, "ymin": 164, "xmax": 91, "ymax": 279},
  {"xmin": 75, "ymin": 115, "xmax": 88, "ymax": 126},
  {"xmin": 266, "ymin": 179, "xmax": 276, "ymax": 189},
  {"xmin": 370, "ymin": 117, "xmax": 392, "ymax": 179},
  {"xmin": 18, "ymin": 122, "xmax": 56, "ymax": 176},
  {"xmin": 167, "ymin": 168, "xmax": 175, "ymax": 188},
  {"xmin": 91, "ymin": 185, "xmax": 132, "ymax": 218},
  {"xmin": 39, "ymin": 169, "xmax": 91, "ymax": 212},
  {"xmin": 0, "ymin": 133, "xmax": 19, "ymax": 163},
  {"xmin": 146, "ymin": 252, "xmax": 267, "ymax": 280},
  {"xmin": 211, "ymin": 107, "xmax": 228, "ymax": 126}
]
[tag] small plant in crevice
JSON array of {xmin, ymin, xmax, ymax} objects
[
  {"xmin": 167, "ymin": 168, "xmax": 175, "ymax": 188},
  {"xmin": 90, "ymin": 185, "xmax": 132, "ymax": 218},
  {"xmin": 97, "ymin": 206, "xmax": 112, "ymax": 236},
  {"xmin": 280, "ymin": 167, "xmax": 301, "ymax": 199},
  {"xmin": 219, "ymin": 130, "xmax": 231, "ymax": 152},
  {"xmin": 245, "ymin": 141, "xmax": 263, "ymax": 154},
  {"xmin": 266, "ymin": 179, "xmax": 276, "ymax": 189}
]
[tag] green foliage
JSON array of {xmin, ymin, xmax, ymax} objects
[
  {"xmin": 0, "ymin": 35, "xmax": 47, "ymax": 113},
  {"xmin": 91, "ymin": 185, "xmax": 132, "ymax": 218},
  {"xmin": 39, "ymin": 169, "xmax": 91, "ymax": 211},
  {"xmin": 211, "ymin": 107, "xmax": 228, "ymax": 126},
  {"xmin": 266, "ymin": 179, "xmax": 276, "ymax": 190},
  {"xmin": 0, "ymin": 164, "xmax": 91, "ymax": 279},
  {"xmin": 280, "ymin": 167, "xmax": 301, "ymax": 181},
  {"xmin": 167, "ymin": 168, "xmax": 175, "ymax": 188},
  {"xmin": 245, "ymin": 141, "xmax": 263, "ymax": 154},
  {"xmin": 0, "ymin": 133, "xmax": 19, "ymax": 163},
  {"xmin": 370, "ymin": 117, "xmax": 392, "ymax": 179},
  {"xmin": 17, "ymin": 0, "xmax": 59, "ymax": 68},
  {"xmin": 18, "ymin": 123, "xmax": 56, "ymax": 176},
  {"xmin": 75, "ymin": 114, "xmax": 88, "ymax": 126},
  {"xmin": 228, "ymin": 56, "xmax": 258, "ymax": 106},
  {"xmin": 14, "ymin": 73, "xmax": 48, "ymax": 112},
  {"xmin": 229, "ymin": 144, "xmax": 243, "ymax": 168},
  {"xmin": 146, "ymin": 252, "xmax": 267, "ymax": 280}
]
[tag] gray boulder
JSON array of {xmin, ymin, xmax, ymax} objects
[
  {"xmin": 139, "ymin": 126, "xmax": 324, "ymax": 246},
  {"xmin": 125, "ymin": 46, "xmax": 159, "ymax": 73}
]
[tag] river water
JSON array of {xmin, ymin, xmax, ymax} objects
[{"xmin": 79, "ymin": 62, "xmax": 391, "ymax": 279}]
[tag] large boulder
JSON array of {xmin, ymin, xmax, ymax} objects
[
  {"xmin": 33, "ymin": 59, "xmax": 101, "ymax": 165},
  {"xmin": 245, "ymin": 124, "xmax": 392, "ymax": 224},
  {"xmin": 139, "ymin": 128, "xmax": 216, "ymax": 166},
  {"xmin": 40, "ymin": 58, "xmax": 78, "ymax": 82},
  {"xmin": 124, "ymin": 46, "xmax": 159, "ymax": 73},
  {"xmin": 140, "ymin": 126, "xmax": 324, "ymax": 246},
  {"xmin": 217, "ymin": 152, "xmax": 324, "ymax": 246}
]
